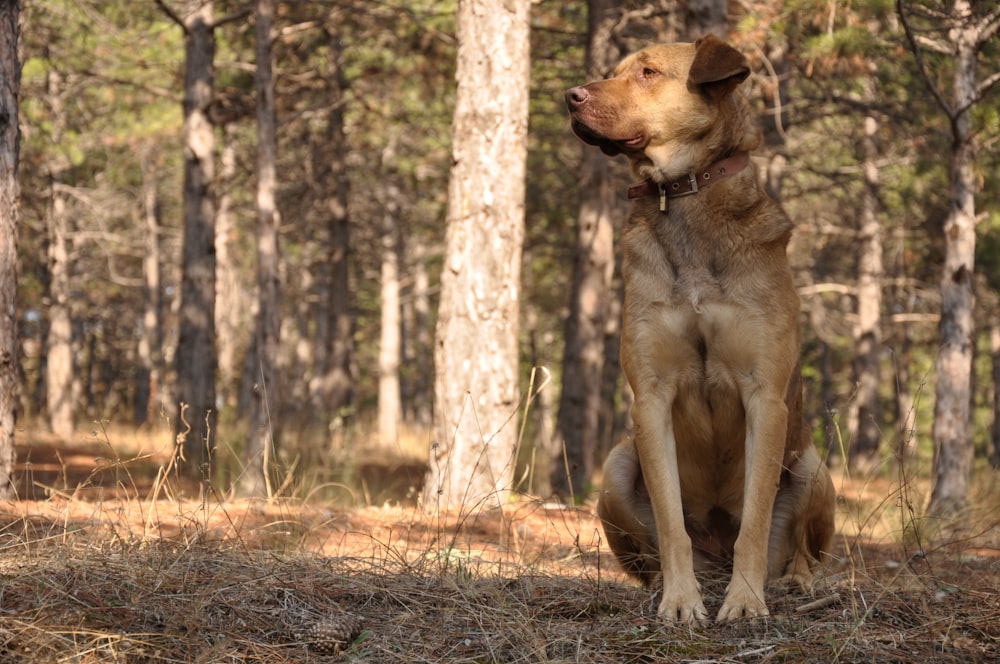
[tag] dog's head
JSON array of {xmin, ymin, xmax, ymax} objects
[{"xmin": 565, "ymin": 35, "xmax": 759, "ymax": 180}]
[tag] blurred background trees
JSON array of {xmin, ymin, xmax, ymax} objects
[{"xmin": 8, "ymin": 0, "xmax": 999, "ymax": 514}]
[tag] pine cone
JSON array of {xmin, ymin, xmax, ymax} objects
[{"xmin": 303, "ymin": 614, "xmax": 362, "ymax": 655}]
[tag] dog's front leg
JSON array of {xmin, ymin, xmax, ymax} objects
[
  {"xmin": 717, "ymin": 385, "xmax": 788, "ymax": 622},
  {"xmin": 632, "ymin": 385, "xmax": 708, "ymax": 625}
]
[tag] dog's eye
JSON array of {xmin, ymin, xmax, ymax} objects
[{"xmin": 642, "ymin": 67, "xmax": 658, "ymax": 79}]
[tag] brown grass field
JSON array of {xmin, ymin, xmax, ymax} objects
[{"xmin": 0, "ymin": 428, "xmax": 997, "ymax": 662}]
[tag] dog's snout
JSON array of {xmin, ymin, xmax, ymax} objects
[{"xmin": 565, "ymin": 86, "xmax": 590, "ymax": 110}]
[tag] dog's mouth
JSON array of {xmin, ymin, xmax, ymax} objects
[{"xmin": 570, "ymin": 119, "xmax": 646, "ymax": 156}]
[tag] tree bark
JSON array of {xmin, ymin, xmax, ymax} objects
[
  {"xmin": 423, "ymin": 0, "xmax": 530, "ymax": 511},
  {"xmin": 848, "ymin": 75, "xmax": 884, "ymax": 476},
  {"xmin": 173, "ymin": 1, "xmax": 218, "ymax": 478},
  {"xmin": 136, "ymin": 157, "xmax": 163, "ymax": 426},
  {"xmin": 215, "ymin": 125, "xmax": 241, "ymax": 413},
  {"xmin": 309, "ymin": 26, "xmax": 354, "ymax": 436},
  {"xmin": 550, "ymin": 0, "xmax": 627, "ymax": 501},
  {"xmin": 241, "ymin": 0, "xmax": 281, "ymax": 498},
  {"xmin": 377, "ymin": 190, "xmax": 402, "ymax": 451},
  {"xmin": 44, "ymin": 68, "xmax": 74, "ymax": 441},
  {"xmin": 0, "ymin": 0, "xmax": 21, "ymax": 500},
  {"xmin": 404, "ymin": 244, "xmax": 433, "ymax": 427},
  {"xmin": 760, "ymin": 35, "xmax": 789, "ymax": 202}
]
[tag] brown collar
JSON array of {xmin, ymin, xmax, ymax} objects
[{"xmin": 627, "ymin": 151, "xmax": 750, "ymax": 211}]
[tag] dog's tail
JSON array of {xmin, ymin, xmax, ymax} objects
[
  {"xmin": 768, "ymin": 443, "xmax": 836, "ymax": 587},
  {"xmin": 597, "ymin": 440, "xmax": 661, "ymax": 587}
]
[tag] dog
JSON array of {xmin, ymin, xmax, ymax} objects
[{"xmin": 565, "ymin": 35, "xmax": 835, "ymax": 624}]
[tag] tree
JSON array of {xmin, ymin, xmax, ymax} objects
[
  {"xmin": 0, "ymin": 0, "xmax": 20, "ymax": 500},
  {"xmin": 848, "ymin": 72, "xmax": 884, "ymax": 476},
  {"xmin": 43, "ymin": 66, "xmax": 74, "ymax": 441},
  {"xmin": 550, "ymin": 0, "xmax": 626, "ymax": 500},
  {"xmin": 158, "ymin": 0, "xmax": 220, "ymax": 478},
  {"xmin": 241, "ymin": 0, "xmax": 281, "ymax": 497},
  {"xmin": 423, "ymin": 0, "xmax": 531, "ymax": 511},
  {"xmin": 136, "ymin": 153, "xmax": 164, "ymax": 426},
  {"xmin": 898, "ymin": 0, "xmax": 1000, "ymax": 517},
  {"xmin": 215, "ymin": 126, "xmax": 242, "ymax": 415},
  {"xmin": 308, "ymin": 23, "xmax": 354, "ymax": 434},
  {"xmin": 377, "ymin": 187, "xmax": 402, "ymax": 451}
]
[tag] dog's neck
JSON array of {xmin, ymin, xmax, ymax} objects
[{"xmin": 627, "ymin": 151, "xmax": 750, "ymax": 212}]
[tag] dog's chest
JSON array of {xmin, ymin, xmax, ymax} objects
[{"xmin": 655, "ymin": 215, "xmax": 740, "ymax": 309}]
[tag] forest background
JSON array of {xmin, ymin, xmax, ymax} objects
[{"xmin": 5, "ymin": 0, "xmax": 1000, "ymax": 514}]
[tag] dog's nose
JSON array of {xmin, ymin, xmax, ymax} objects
[{"xmin": 565, "ymin": 86, "xmax": 590, "ymax": 110}]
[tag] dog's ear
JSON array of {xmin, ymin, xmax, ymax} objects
[{"xmin": 688, "ymin": 35, "xmax": 750, "ymax": 101}]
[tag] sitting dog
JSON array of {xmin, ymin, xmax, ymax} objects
[{"xmin": 565, "ymin": 35, "xmax": 835, "ymax": 623}]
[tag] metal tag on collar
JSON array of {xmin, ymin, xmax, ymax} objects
[
  {"xmin": 682, "ymin": 172, "xmax": 699, "ymax": 195},
  {"xmin": 658, "ymin": 183, "xmax": 666, "ymax": 211}
]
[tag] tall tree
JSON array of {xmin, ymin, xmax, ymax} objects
[
  {"xmin": 898, "ymin": 0, "xmax": 1000, "ymax": 517},
  {"xmin": 215, "ymin": 125, "xmax": 242, "ymax": 415},
  {"xmin": 241, "ymin": 0, "xmax": 281, "ymax": 497},
  {"xmin": 158, "ymin": 0, "xmax": 220, "ymax": 478},
  {"xmin": 136, "ymin": 154, "xmax": 164, "ymax": 426},
  {"xmin": 848, "ymin": 72, "xmax": 884, "ymax": 476},
  {"xmin": 377, "ymin": 187, "xmax": 402, "ymax": 451},
  {"xmin": 550, "ymin": 0, "xmax": 626, "ymax": 500},
  {"xmin": 43, "ymin": 67, "xmax": 74, "ymax": 441},
  {"xmin": 0, "ymin": 0, "xmax": 20, "ymax": 500},
  {"xmin": 423, "ymin": 0, "xmax": 531, "ymax": 511},
  {"xmin": 309, "ymin": 24, "xmax": 354, "ymax": 432}
]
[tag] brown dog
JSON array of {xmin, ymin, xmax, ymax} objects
[{"xmin": 566, "ymin": 36, "xmax": 835, "ymax": 623}]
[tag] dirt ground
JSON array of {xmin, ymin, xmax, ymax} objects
[{"xmin": 0, "ymin": 433, "xmax": 997, "ymax": 662}]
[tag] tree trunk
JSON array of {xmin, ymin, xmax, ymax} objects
[
  {"xmin": 136, "ymin": 159, "xmax": 163, "ymax": 426},
  {"xmin": 241, "ymin": 0, "xmax": 281, "ymax": 498},
  {"xmin": 526, "ymin": 312, "xmax": 556, "ymax": 495},
  {"xmin": 926, "ymin": 2, "xmax": 983, "ymax": 518},
  {"xmin": 550, "ymin": 0, "xmax": 626, "ymax": 501},
  {"xmin": 552, "ymin": 150, "xmax": 618, "ymax": 499},
  {"xmin": 310, "ymin": 26, "xmax": 354, "ymax": 436},
  {"xmin": 423, "ymin": 0, "xmax": 530, "ymax": 511},
  {"xmin": 215, "ymin": 125, "xmax": 241, "ymax": 412},
  {"xmin": 174, "ymin": 1, "xmax": 218, "ymax": 478},
  {"xmin": 0, "ymin": 0, "xmax": 21, "ymax": 501},
  {"xmin": 405, "ymin": 244, "xmax": 433, "ymax": 427},
  {"xmin": 894, "ymin": 322, "xmax": 916, "ymax": 460},
  {"xmin": 848, "ymin": 75, "xmax": 883, "ymax": 476},
  {"xmin": 760, "ymin": 36, "xmax": 789, "ymax": 202},
  {"xmin": 44, "ymin": 69, "xmax": 74, "ymax": 441},
  {"xmin": 46, "ymin": 176, "xmax": 73, "ymax": 440},
  {"xmin": 377, "ymin": 191, "xmax": 402, "ymax": 451}
]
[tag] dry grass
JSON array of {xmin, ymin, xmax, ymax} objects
[{"xmin": 0, "ymin": 430, "xmax": 998, "ymax": 662}]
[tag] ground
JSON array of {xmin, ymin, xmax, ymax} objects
[{"xmin": 0, "ymin": 430, "xmax": 997, "ymax": 662}]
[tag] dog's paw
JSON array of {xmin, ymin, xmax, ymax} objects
[
  {"xmin": 776, "ymin": 554, "xmax": 816, "ymax": 593},
  {"xmin": 657, "ymin": 578, "xmax": 708, "ymax": 625},
  {"xmin": 772, "ymin": 570, "xmax": 813, "ymax": 595},
  {"xmin": 717, "ymin": 581, "xmax": 769, "ymax": 622}
]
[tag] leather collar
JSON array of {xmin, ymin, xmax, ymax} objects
[{"xmin": 626, "ymin": 151, "xmax": 750, "ymax": 211}]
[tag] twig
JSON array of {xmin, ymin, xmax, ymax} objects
[{"xmin": 795, "ymin": 592, "xmax": 841, "ymax": 614}]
